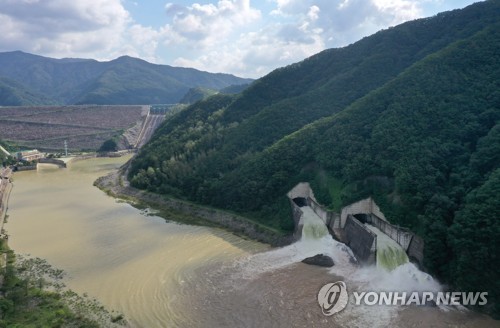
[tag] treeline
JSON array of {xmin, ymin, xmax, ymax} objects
[{"xmin": 129, "ymin": 1, "xmax": 500, "ymax": 317}]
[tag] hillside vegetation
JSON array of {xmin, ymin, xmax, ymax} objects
[
  {"xmin": 0, "ymin": 53, "xmax": 252, "ymax": 106},
  {"xmin": 179, "ymin": 87, "xmax": 218, "ymax": 105},
  {"xmin": 129, "ymin": 1, "xmax": 500, "ymax": 317}
]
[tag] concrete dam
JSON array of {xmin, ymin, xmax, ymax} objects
[{"xmin": 287, "ymin": 183, "xmax": 424, "ymax": 269}]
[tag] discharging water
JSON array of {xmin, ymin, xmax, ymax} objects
[
  {"xmin": 364, "ymin": 224, "xmax": 409, "ymax": 270},
  {"xmin": 6, "ymin": 157, "xmax": 499, "ymax": 327}
]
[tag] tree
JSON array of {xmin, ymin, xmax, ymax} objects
[{"xmin": 98, "ymin": 139, "xmax": 117, "ymax": 152}]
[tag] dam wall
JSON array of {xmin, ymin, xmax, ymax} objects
[{"xmin": 289, "ymin": 199, "xmax": 304, "ymax": 241}]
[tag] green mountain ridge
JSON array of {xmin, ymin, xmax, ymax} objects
[
  {"xmin": 129, "ymin": 0, "xmax": 500, "ymax": 317},
  {"xmin": 0, "ymin": 52, "xmax": 252, "ymax": 105},
  {"xmin": 179, "ymin": 87, "xmax": 218, "ymax": 105},
  {"xmin": 0, "ymin": 77, "xmax": 57, "ymax": 106}
]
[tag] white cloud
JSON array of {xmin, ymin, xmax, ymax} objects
[
  {"xmin": 173, "ymin": 19, "xmax": 325, "ymax": 78},
  {"xmin": 0, "ymin": 0, "xmax": 478, "ymax": 78},
  {"xmin": 163, "ymin": 0, "xmax": 261, "ymax": 48},
  {"xmin": 121, "ymin": 24, "xmax": 164, "ymax": 63},
  {"xmin": 0, "ymin": 0, "xmax": 131, "ymax": 59},
  {"xmin": 307, "ymin": 5, "xmax": 320, "ymax": 21},
  {"xmin": 163, "ymin": 1, "xmax": 330, "ymax": 77},
  {"xmin": 372, "ymin": 0, "xmax": 422, "ymax": 25},
  {"xmin": 269, "ymin": 0, "xmax": 424, "ymax": 47}
]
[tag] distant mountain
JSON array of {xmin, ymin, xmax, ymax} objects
[
  {"xmin": 0, "ymin": 77, "xmax": 56, "ymax": 106},
  {"xmin": 129, "ymin": 0, "xmax": 500, "ymax": 317},
  {"xmin": 0, "ymin": 51, "xmax": 253, "ymax": 105}
]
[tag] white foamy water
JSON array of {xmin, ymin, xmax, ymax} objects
[
  {"xmin": 300, "ymin": 206, "xmax": 329, "ymax": 240},
  {"xmin": 234, "ymin": 206, "xmax": 355, "ymax": 279},
  {"xmin": 209, "ymin": 205, "xmax": 496, "ymax": 328},
  {"xmin": 235, "ymin": 236, "xmax": 355, "ymax": 279},
  {"xmin": 364, "ymin": 223, "xmax": 409, "ymax": 270}
]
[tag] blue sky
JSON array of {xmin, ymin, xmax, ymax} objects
[{"xmin": 0, "ymin": 0, "xmax": 481, "ymax": 78}]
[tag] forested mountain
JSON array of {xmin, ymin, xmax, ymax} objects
[
  {"xmin": 179, "ymin": 87, "xmax": 218, "ymax": 105},
  {"xmin": 0, "ymin": 77, "xmax": 56, "ymax": 106},
  {"xmin": 0, "ymin": 52, "xmax": 252, "ymax": 105},
  {"xmin": 129, "ymin": 0, "xmax": 500, "ymax": 317}
]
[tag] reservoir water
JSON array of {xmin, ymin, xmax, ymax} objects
[
  {"xmin": 6, "ymin": 157, "xmax": 499, "ymax": 327},
  {"xmin": 6, "ymin": 157, "xmax": 266, "ymax": 327}
]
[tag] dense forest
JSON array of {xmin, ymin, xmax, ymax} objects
[
  {"xmin": 179, "ymin": 87, "xmax": 219, "ymax": 105},
  {"xmin": 129, "ymin": 0, "xmax": 500, "ymax": 317}
]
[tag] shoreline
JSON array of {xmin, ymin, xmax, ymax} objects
[
  {"xmin": 0, "ymin": 167, "xmax": 13, "ymax": 239},
  {"xmin": 94, "ymin": 165, "xmax": 295, "ymax": 247}
]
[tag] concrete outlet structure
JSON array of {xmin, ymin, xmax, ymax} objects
[{"xmin": 287, "ymin": 182, "xmax": 424, "ymax": 266}]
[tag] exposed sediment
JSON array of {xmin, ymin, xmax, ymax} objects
[{"xmin": 94, "ymin": 168, "xmax": 294, "ymax": 247}]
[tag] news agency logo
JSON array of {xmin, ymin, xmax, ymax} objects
[
  {"xmin": 318, "ymin": 281, "xmax": 488, "ymax": 316},
  {"xmin": 317, "ymin": 281, "xmax": 349, "ymax": 316}
]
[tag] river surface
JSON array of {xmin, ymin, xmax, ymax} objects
[{"xmin": 6, "ymin": 157, "xmax": 499, "ymax": 327}]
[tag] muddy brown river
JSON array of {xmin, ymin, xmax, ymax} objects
[{"xmin": 6, "ymin": 157, "xmax": 499, "ymax": 327}]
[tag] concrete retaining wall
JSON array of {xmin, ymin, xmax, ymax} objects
[
  {"xmin": 369, "ymin": 214, "xmax": 413, "ymax": 251},
  {"xmin": 14, "ymin": 165, "xmax": 37, "ymax": 171},
  {"xmin": 38, "ymin": 158, "xmax": 67, "ymax": 167},
  {"xmin": 407, "ymin": 235, "xmax": 424, "ymax": 266},
  {"xmin": 309, "ymin": 197, "xmax": 334, "ymax": 225},
  {"xmin": 287, "ymin": 182, "xmax": 339, "ymax": 227},
  {"xmin": 287, "ymin": 182, "xmax": 315, "ymax": 200},
  {"xmin": 328, "ymin": 212, "xmax": 341, "ymax": 230},
  {"xmin": 344, "ymin": 215, "xmax": 376, "ymax": 265},
  {"xmin": 290, "ymin": 199, "xmax": 304, "ymax": 241},
  {"xmin": 340, "ymin": 197, "xmax": 387, "ymax": 228}
]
